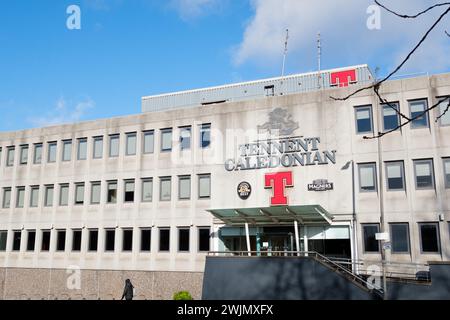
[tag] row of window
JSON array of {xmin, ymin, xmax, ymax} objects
[
  {"xmin": 0, "ymin": 123, "xmax": 211, "ymax": 168},
  {"xmin": 358, "ymin": 158, "xmax": 450, "ymax": 192},
  {"xmin": 362, "ymin": 222, "xmax": 449, "ymax": 254},
  {"xmin": 1, "ymin": 174, "xmax": 211, "ymax": 209},
  {"xmin": 354, "ymin": 98, "xmax": 450, "ymax": 134},
  {"xmin": 0, "ymin": 226, "xmax": 211, "ymax": 253}
]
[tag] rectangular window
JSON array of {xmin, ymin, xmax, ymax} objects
[
  {"xmin": 178, "ymin": 228, "xmax": 190, "ymax": 252},
  {"xmin": 140, "ymin": 229, "xmax": 151, "ymax": 252},
  {"xmin": 107, "ymin": 181, "xmax": 117, "ymax": 204},
  {"xmin": 56, "ymin": 230, "xmax": 66, "ymax": 252},
  {"xmin": 90, "ymin": 182, "xmax": 101, "ymax": 204},
  {"xmin": 386, "ymin": 161, "xmax": 405, "ymax": 191},
  {"xmin": 160, "ymin": 177, "xmax": 171, "ymax": 201},
  {"xmin": 109, "ymin": 134, "xmax": 120, "ymax": 157},
  {"xmin": 382, "ymin": 102, "xmax": 400, "ymax": 132},
  {"xmin": 0, "ymin": 147, "xmax": 2, "ymax": 166},
  {"xmin": 88, "ymin": 229, "xmax": 98, "ymax": 252},
  {"xmin": 161, "ymin": 128, "xmax": 172, "ymax": 152},
  {"xmin": 358, "ymin": 163, "xmax": 377, "ymax": 192},
  {"xmin": 438, "ymin": 97, "xmax": 450, "ymax": 126},
  {"xmin": 419, "ymin": 223, "xmax": 440, "ymax": 253},
  {"xmin": 355, "ymin": 106, "xmax": 373, "ymax": 134},
  {"xmin": 143, "ymin": 130, "xmax": 154, "ymax": 154},
  {"xmin": 390, "ymin": 223, "xmax": 410, "ymax": 253},
  {"xmin": 93, "ymin": 136, "xmax": 103, "ymax": 159},
  {"xmin": 198, "ymin": 174, "xmax": 211, "ymax": 199},
  {"xmin": 30, "ymin": 186, "xmax": 39, "ymax": 207},
  {"xmin": 178, "ymin": 175, "xmax": 191, "ymax": 200},
  {"xmin": 414, "ymin": 159, "xmax": 435, "ymax": 189},
  {"xmin": 6, "ymin": 147, "xmax": 14, "ymax": 167},
  {"xmin": 12, "ymin": 231, "xmax": 21, "ymax": 251},
  {"xmin": 77, "ymin": 138, "xmax": 87, "ymax": 160},
  {"xmin": 142, "ymin": 179, "xmax": 153, "ymax": 202},
  {"xmin": 200, "ymin": 123, "xmax": 211, "ymax": 148},
  {"xmin": 179, "ymin": 126, "xmax": 191, "ymax": 150},
  {"xmin": 105, "ymin": 229, "xmax": 115, "ymax": 252},
  {"xmin": 16, "ymin": 187, "xmax": 25, "ymax": 208},
  {"xmin": 124, "ymin": 180, "xmax": 135, "ymax": 203},
  {"xmin": 264, "ymin": 85, "xmax": 275, "ymax": 97},
  {"xmin": 75, "ymin": 183, "xmax": 85, "ymax": 205},
  {"xmin": 159, "ymin": 228, "xmax": 170, "ymax": 251},
  {"xmin": 47, "ymin": 142, "xmax": 57, "ymax": 163},
  {"xmin": 444, "ymin": 158, "xmax": 450, "ymax": 189},
  {"xmin": 26, "ymin": 230, "xmax": 36, "ymax": 251},
  {"xmin": 198, "ymin": 227, "xmax": 211, "ymax": 252},
  {"xmin": 122, "ymin": 229, "xmax": 133, "ymax": 252},
  {"xmin": 72, "ymin": 230, "xmax": 82, "ymax": 252},
  {"xmin": 44, "ymin": 185, "xmax": 54, "ymax": 207},
  {"xmin": 362, "ymin": 224, "xmax": 380, "ymax": 253},
  {"xmin": 34, "ymin": 143, "xmax": 43, "ymax": 164},
  {"xmin": 3, "ymin": 188, "xmax": 11, "ymax": 208},
  {"xmin": 20, "ymin": 145, "xmax": 28, "ymax": 165},
  {"xmin": 62, "ymin": 140, "xmax": 72, "ymax": 161},
  {"xmin": 41, "ymin": 230, "xmax": 51, "ymax": 252},
  {"xmin": 0, "ymin": 231, "xmax": 7, "ymax": 251},
  {"xmin": 59, "ymin": 184, "xmax": 69, "ymax": 206},
  {"xmin": 409, "ymin": 99, "xmax": 429, "ymax": 128},
  {"xmin": 126, "ymin": 132, "xmax": 137, "ymax": 156}
]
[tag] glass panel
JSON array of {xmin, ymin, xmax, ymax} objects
[
  {"xmin": 105, "ymin": 230, "xmax": 115, "ymax": 251},
  {"xmin": 178, "ymin": 228, "xmax": 190, "ymax": 252},
  {"xmin": 200, "ymin": 124, "xmax": 211, "ymax": 148},
  {"xmin": 410, "ymin": 100, "xmax": 428, "ymax": 128},
  {"xmin": 91, "ymin": 183, "xmax": 101, "ymax": 204},
  {"xmin": 160, "ymin": 178, "xmax": 171, "ymax": 201},
  {"xmin": 143, "ymin": 131, "xmax": 154, "ymax": 154},
  {"xmin": 383, "ymin": 104, "xmax": 400, "ymax": 131},
  {"xmin": 72, "ymin": 230, "xmax": 82, "ymax": 251},
  {"xmin": 20, "ymin": 145, "xmax": 28, "ymax": 164},
  {"xmin": 41, "ymin": 231, "xmax": 51, "ymax": 251},
  {"xmin": 30, "ymin": 187, "xmax": 39, "ymax": 207},
  {"xmin": 7, "ymin": 148, "xmax": 14, "ymax": 166},
  {"xmin": 161, "ymin": 129, "xmax": 172, "ymax": 151},
  {"xmin": 45, "ymin": 186, "xmax": 54, "ymax": 207},
  {"xmin": 140, "ymin": 229, "xmax": 151, "ymax": 251},
  {"xmin": 3, "ymin": 189, "xmax": 11, "ymax": 208},
  {"xmin": 75, "ymin": 184, "xmax": 85, "ymax": 204},
  {"xmin": 12, "ymin": 231, "xmax": 21, "ymax": 251},
  {"xmin": 391, "ymin": 224, "xmax": 409, "ymax": 253},
  {"xmin": 0, "ymin": 231, "xmax": 7, "ymax": 251},
  {"xmin": 57, "ymin": 231, "xmax": 66, "ymax": 251},
  {"xmin": 122, "ymin": 229, "xmax": 133, "ymax": 251},
  {"xmin": 89, "ymin": 230, "xmax": 98, "ymax": 251},
  {"xmin": 107, "ymin": 182, "xmax": 117, "ymax": 203},
  {"xmin": 27, "ymin": 231, "xmax": 36, "ymax": 251},
  {"xmin": 78, "ymin": 139, "xmax": 87, "ymax": 160},
  {"xmin": 126, "ymin": 133, "xmax": 136, "ymax": 155},
  {"xmin": 180, "ymin": 127, "xmax": 191, "ymax": 150},
  {"xmin": 159, "ymin": 229, "xmax": 170, "ymax": 251},
  {"xmin": 199, "ymin": 228, "xmax": 210, "ymax": 252},
  {"xmin": 439, "ymin": 99, "xmax": 450, "ymax": 125},
  {"xmin": 415, "ymin": 161, "xmax": 433, "ymax": 189},
  {"xmin": 34, "ymin": 144, "xmax": 42, "ymax": 164},
  {"xmin": 387, "ymin": 162, "xmax": 404, "ymax": 190},
  {"xmin": 109, "ymin": 135, "xmax": 119, "ymax": 157},
  {"xmin": 62, "ymin": 141, "xmax": 72, "ymax": 161},
  {"xmin": 359, "ymin": 164, "xmax": 375, "ymax": 191},
  {"xmin": 355, "ymin": 107, "xmax": 372, "ymax": 133},
  {"xmin": 93, "ymin": 137, "xmax": 103, "ymax": 159},
  {"xmin": 445, "ymin": 159, "xmax": 450, "ymax": 188},
  {"xmin": 48, "ymin": 143, "xmax": 57, "ymax": 163},
  {"xmin": 142, "ymin": 180, "xmax": 153, "ymax": 202},
  {"xmin": 60, "ymin": 185, "xmax": 69, "ymax": 206},
  {"xmin": 420, "ymin": 224, "xmax": 439, "ymax": 253},
  {"xmin": 16, "ymin": 188, "xmax": 25, "ymax": 208},
  {"xmin": 199, "ymin": 175, "xmax": 211, "ymax": 198},
  {"xmin": 124, "ymin": 181, "xmax": 135, "ymax": 202},
  {"xmin": 179, "ymin": 176, "xmax": 191, "ymax": 199},
  {"xmin": 363, "ymin": 224, "xmax": 379, "ymax": 252}
]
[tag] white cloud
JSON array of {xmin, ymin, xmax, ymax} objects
[
  {"xmin": 28, "ymin": 97, "xmax": 95, "ymax": 128},
  {"xmin": 170, "ymin": 0, "xmax": 223, "ymax": 20},
  {"xmin": 233, "ymin": 0, "xmax": 450, "ymax": 74}
]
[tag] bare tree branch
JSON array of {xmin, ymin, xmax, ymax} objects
[
  {"xmin": 363, "ymin": 96, "xmax": 450, "ymax": 139},
  {"xmin": 330, "ymin": 4, "xmax": 450, "ymax": 102},
  {"xmin": 446, "ymin": 30, "xmax": 450, "ymax": 37},
  {"xmin": 373, "ymin": 85, "xmax": 411, "ymax": 121},
  {"xmin": 374, "ymin": 1, "xmax": 450, "ymax": 19}
]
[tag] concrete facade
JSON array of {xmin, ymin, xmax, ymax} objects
[{"xmin": 0, "ymin": 68, "xmax": 449, "ymax": 298}]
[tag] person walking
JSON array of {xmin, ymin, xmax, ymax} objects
[{"xmin": 121, "ymin": 279, "xmax": 134, "ymax": 301}]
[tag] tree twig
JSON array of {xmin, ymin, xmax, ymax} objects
[{"xmin": 374, "ymin": 1, "xmax": 450, "ymax": 19}]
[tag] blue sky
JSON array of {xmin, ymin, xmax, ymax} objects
[{"xmin": 0, "ymin": 0, "xmax": 449, "ymax": 132}]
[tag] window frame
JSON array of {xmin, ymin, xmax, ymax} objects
[
  {"xmin": 56, "ymin": 230, "xmax": 66, "ymax": 252},
  {"xmin": 125, "ymin": 132, "xmax": 137, "ymax": 156},
  {"xmin": 3, "ymin": 188, "xmax": 11, "ymax": 208},
  {"xmin": 19, "ymin": 144, "xmax": 29, "ymax": 165},
  {"xmin": 104, "ymin": 229, "xmax": 116, "ymax": 252},
  {"xmin": 109, "ymin": 134, "xmax": 120, "ymax": 158},
  {"xmin": 178, "ymin": 227, "xmax": 190, "ymax": 252},
  {"xmin": 106, "ymin": 180, "xmax": 118, "ymax": 204},
  {"xmin": 41, "ymin": 230, "xmax": 51, "ymax": 252},
  {"xmin": 124, "ymin": 179, "xmax": 135, "ymax": 203},
  {"xmin": 74, "ymin": 183, "xmax": 85, "ymax": 205},
  {"xmin": 47, "ymin": 141, "xmax": 57, "ymax": 163},
  {"xmin": 143, "ymin": 130, "xmax": 155, "ymax": 154},
  {"xmin": 59, "ymin": 184, "xmax": 69, "ymax": 206},
  {"xmin": 389, "ymin": 223, "xmax": 410, "ymax": 254},
  {"xmin": 358, "ymin": 162, "xmax": 377, "ymax": 192},
  {"xmin": 30, "ymin": 186, "xmax": 39, "ymax": 208},
  {"xmin": 72, "ymin": 229, "xmax": 82, "ymax": 252},
  {"xmin": 385, "ymin": 161, "xmax": 406, "ymax": 191},
  {"xmin": 159, "ymin": 227, "xmax": 170, "ymax": 252},
  {"xmin": 198, "ymin": 174, "xmax": 211, "ymax": 199},
  {"xmin": 140, "ymin": 228, "xmax": 151, "ymax": 252},
  {"xmin": 354, "ymin": 105, "xmax": 373, "ymax": 134},
  {"xmin": 90, "ymin": 181, "xmax": 101, "ymax": 205},
  {"xmin": 419, "ymin": 222, "xmax": 441, "ymax": 254},
  {"xmin": 88, "ymin": 229, "xmax": 99, "ymax": 252},
  {"xmin": 413, "ymin": 159, "xmax": 435, "ymax": 190},
  {"xmin": 381, "ymin": 102, "xmax": 401, "ymax": 132},
  {"xmin": 6, "ymin": 146, "xmax": 15, "ymax": 167},
  {"xmin": 442, "ymin": 158, "xmax": 450, "ymax": 189},
  {"xmin": 26, "ymin": 230, "xmax": 36, "ymax": 252},
  {"xmin": 122, "ymin": 228, "xmax": 133, "ymax": 252},
  {"xmin": 362, "ymin": 223, "xmax": 380, "ymax": 253},
  {"xmin": 437, "ymin": 96, "xmax": 450, "ymax": 127},
  {"xmin": 160, "ymin": 128, "xmax": 173, "ymax": 152},
  {"xmin": 77, "ymin": 138, "xmax": 88, "ymax": 160},
  {"xmin": 159, "ymin": 176, "xmax": 172, "ymax": 202},
  {"xmin": 44, "ymin": 185, "xmax": 54, "ymax": 207},
  {"xmin": 12, "ymin": 230, "xmax": 22, "ymax": 251},
  {"xmin": 141, "ymin": 178, "xmax": 153, "ymax": 203},
  {"xmin": 179, "ymin": 126, "xmax": 192, "ymax": 151},
  {"xmin": 92, "ymin": 136, "xmax": 104, "ymax": 159},
  {"xmin": 178, "ymin": 175, "xmax": 191, "ymax": 200},
  {"xmin": 16, "ymin": 186, "xmax": 25, "ymax": 208},
  {"xmin": 198, "ymin": 227, "xmax": 211, "ymax": 252},
  {"xmin": 62, "ymin": 140, "xmax": 72, "ymax": 162},
  {"xmin": 409, "ymin": 98, "xmax": 429, "ymax": 129},
  {"xmin": 33, "ymin": 143, "xmax": 43, "ymax": 164},
  {"xmin": 200, "ymin": 123, "xmax": 211, "ymax": 149}
]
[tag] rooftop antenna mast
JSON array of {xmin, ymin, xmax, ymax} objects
[
  {"xmin": 281, "ymin": 28, "xmax": 289, "ymax": 77},
  {"xmin": 317, "ymin": 32, "xmax": 322, "ymax": 89}
]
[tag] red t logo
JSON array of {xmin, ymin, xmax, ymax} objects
[
  {"xmin": 330, "ymin": 70, "xmax": 357, "ymax": 87},
  {"xmin": 264, "ymin": 172, "xmax": 293, "ymax": 206}
]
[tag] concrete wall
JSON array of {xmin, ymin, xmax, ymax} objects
[
  {"xmin": 0, "ymin": 268, "xmax": 203, "ymax": 300},
  {"xmin": 202, "ymin": 256, "xmax": 376, "ymax": 300}
]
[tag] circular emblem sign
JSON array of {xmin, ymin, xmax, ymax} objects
[{"xmin": 237, "ymin": 182, "xmax": 252, "ymax": 200}]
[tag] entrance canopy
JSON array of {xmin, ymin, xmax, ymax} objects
[{"xmin": 207, "ymin": 205, "xmax": 333, "ymax": 226}]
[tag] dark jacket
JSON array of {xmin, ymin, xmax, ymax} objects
[{"xmin": 122, "ymin": 280, "xmax": 134, "ymax": 300}]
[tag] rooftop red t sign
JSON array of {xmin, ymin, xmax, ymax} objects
[
  {"xmin": 264, "ymin": 172, "xmax": 293, "ymax": 206},
  {"xmin": 330, "ymin": 69, "xmax": 356, "ymax": 87}
]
